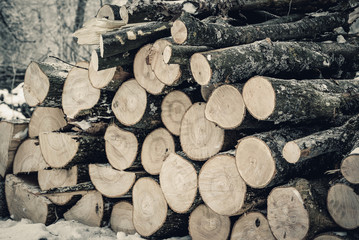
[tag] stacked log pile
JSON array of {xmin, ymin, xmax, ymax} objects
[{"xmin": 1, "ymin": 0, "xmax": 359, "ymax": 239}]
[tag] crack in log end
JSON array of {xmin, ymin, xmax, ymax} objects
[{"xmin": 255, "ymin": 218, "xmax": 260, "ymax": 227}]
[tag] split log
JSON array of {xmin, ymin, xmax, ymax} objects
[
  {"xmin": 39, "ymin": 132, "xmax": 106, "ymax": 168},
  {"xmin": 110, "ymin": 201, "xmax": 136, "ymax": 235},
  {"xmin": 172, "ymin": 11, "xmax": 346, "ymax": 47},
  {"xmin": 188, "ymin": 204, "xmax": 230, "ymax": 240},
  {"xmin": 190, "ymin": 39, "xmax": 359, "ymax": 86},
  {"xmin": 100, "ymin": 21, "xmax": 171, "ymax": 58},
  {"xmin": 163, "ymin": 45, "xmax": 213, "ymax": 65},
  {"xmin": 5, "ymin": 174, "xmax": 57, "ymax": 225},
  {"xmin": 96, "ymin": 4, "xmax": 128, "ymax": 22},
  {"xmin": 160, "ymin": 152, "xmax": 198, "ymax": 213},
  {"xmin": 141, "ymin": 128, "xmax": 176, "ymax": 175},
  {"xmin": 0, "ymin": 176, "xmax": 9, "ymax": 218},
  {"xmin": 282, "ymin": 114, "xmax": 359, "ymax": 164},
  {"xmin": 341, "ymin": 134, "xmax": 359, "ymax": 184},
  {"xmin": 0, "ymin": 121, "xmax": 28, "ymax": 177},
  {"xmin": 267, "ymin": 178, "xmax": 336, "ymax": 240},
  {"xmin": 243, "ymin": 76, "xmax": 359, "ymax": 123},
  {"xmin": 23, "ymin": 61, "xmax": 71, "ymax": 107},
  {"xmin": 13, "ymin": 139, "xmax": 49, "ymax": 174},
  {"xmin": 230, "ymin": 212, "xmax": 276, "ymax": 240},
  {"xmin": 28, "ymin": 107, "xmax": 67, "ymax": 138},
  {"xmin": 111, "ymin": 79, "xmax": 162, "ymax": 129},
  {"xmin": 132, "ymin": 177, "xmax": 188, "ymax": 238},
  {"xmin": 90, "ymin": 48, "xmax": 135, "ymax": 72}
]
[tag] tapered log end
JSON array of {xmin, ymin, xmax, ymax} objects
[
  {"xmin": 243, "ymin": 76, "xmax": 276, "ymax": 120},
  {"xmin": 282, "ymin": 141, "xmax": 301, "ymax": 164},
  {"xmin": 205, "ymin": 85, "xmax": 246, "ymax": 129},
  {"xmin": 163, "ymin": 45, "xmax": 172, "ymax": 64},
  {"xmin": 89, "ymin": 50, "xmax": 117, "ymax": 89},
  {"xmin": 267, "ymin": 187, "xmax": 309, "ymax": 240},
  {"xmin": 171, "ymin": 20, "xmax": 187, "ymax": 44},
  {"xmin": 235, "ymin": 136, "xmax": 276, "ymax": 188},
  {"xmin": 189, "ymin": 204, "xmax": 230, "ymax": 240},
  {"xmin": 112, "ymin": 79, "xmax": 147, "ymax": 126},
  {"xmin": 161, "ymin": 90, "xmax": 192, "ymax": 136},
  {"xmin": 111, "ymin": 201, "xmax": 136, "ymax": 235},
  {"xmin": 327, "ymin": 184, "xmax": 359, "ymax": 230},
  {"xmin": 341, "ymin": 154, "xmax": 359, "ymax": 184},
  {"xmin": 199, "ymin": 154, "xmax": 246, "ymax": 216},
  {"xmin": 190, "ymin": 53, "xmax": 211, "ymax": 86},
  {"xmin": 24, "ymin": 61, "xmax": 50, "ymax": 107}
]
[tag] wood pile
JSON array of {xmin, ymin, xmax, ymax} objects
[{"xmin": 1, "ymin": 0, "xmax": 359, "ymax": 239}]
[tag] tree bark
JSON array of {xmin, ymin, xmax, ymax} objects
[
  {"xmin": 341, "ymin": 132, "xmax": 359, "ymax": 184},
  {"xmin": 110, "ymin": 201, "xmax": 136, "ymax": 235},
  {"xmin": 0, "ymin": 176, "xmax": 9, "ymax": 218},
  {"xmin": 190, "ymin": 39, "xmax": 359, "ymax": 86}
]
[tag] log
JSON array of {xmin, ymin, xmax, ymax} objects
[
  {"xmin": 110, "ymin": 201, "xmax": 136, "ymax": 235},
  {"xmin": 172, "ymin": 11, "xmax": 347, "ymax": 47},
  {"xmin": 96, "ymin": 4, "xmax": 128, "ymax": 22},
  {"xmin": 160, "ymin": 152, "xmax": 198, "ymax": 213},
  {"xmin": 100, "ymin": 21, "xmax": 171, "ymax": 58},
  {"xmin": 341, "ymin": 133, "xmax": 359, "ymax": 184},
  {"xmin": 0, "ymin": 176, "xmax": 9, "ymax": 218},
  {"xmin": 28, "ymin": 107, "xmax": 67, "ymax": 138},
  {"xmin": 267, "ymin": 178, "xmax": 336, "ymax": 240},
  {"xmin": 314, "ymin": 232, "xmax": 358, "ymax": 240},
  {"xmin": 0, "ymin": 121, "xmax": 28, "ymax": 177},
  {"xmin": 243, "ymin": 76, "xmax": 359, "ymax": 123},
  {"xmin": 5, "ymin": 174, "xmax": 57, "ymax": 225},
  {"xmin": 141, "ymin": 128, "xmax": 176, "ymax": 175},
  {"xmin": 132, "ymin": 177, "xmax": 188, "ymax": 238},
  {"xmin": 190, "ymin": 39, "xmax": 359, "ymax": 86},
  {"xmin": 230, "ymin": 212, "xmax": 276, "ymax": 240},
  {"xmin": 39, "ymin": 132, "xmax": 107, "ymax": 168},
  {"xmin": 23, "ymin": 61, "xmax": 71, "ymax": 107},
  {"xmin": 188, "ymin": 204, "xmax": 230, "ymax": 240},
  {"xmin": 111, "ymin": 79, "xmax": 162, "ymax": 129},
  {"xmin": 163, "ymin": 45, "xmax": 213, "ymax": 65},
  {"xmin": 90, "ymin": 48, "xmax": 135, "ymax": 72},
  {"xmin": 39, "ymin": 182, "xmax": 96, "ymax": 197},
  {"xmin": 13, "ymin": 139, "xmax": 49, "ymax": 174}
]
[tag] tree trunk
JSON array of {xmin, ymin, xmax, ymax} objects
[
  {"xmin": 39, "ymin": 132, "xmax": 107, "ymax": 168},
  {"xmin": 243, "ymin": 76, "xmax": 359, "ymax": 124},
  {"xmin": 0, "ymin": 120, "xmax": 28, "ymax": 177},
  {"xmin": 110, "ymin": 201, "xmax": 136, "ymax": 235},
  {"xmin": 190, "ymin": 40, "xmax": 359, "ymax": 86},
  {"xmin": 28, "ymin": 107, "xmax": 67, "ymax": 138},
  {"xmin": 341, "ymin": 133, "xmax": 359, "ymax": 184},
  {"xmin": 23, "ymin": 61, "xmax": 71, "ymax": 107},
  {"xmin": 188, "ymin": 204, "xmax": 231, "ymax": 240}
]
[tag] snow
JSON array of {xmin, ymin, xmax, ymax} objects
[{"xmin": 0, "ymin": 104, "xmax": 26, "ymax": 121}]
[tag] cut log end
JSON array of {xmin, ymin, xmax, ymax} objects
[
  {"xmin": 243, "ymin": 76, "xmax": 276, "ymax": 120},
  {"xmin": 163, "ymin": 45, "xmax": 172, "ymax": 64},
  {"xmin": 205, "ymin": 84, "xmax": 246, "ymax": 129},
  {"xmin": 112, "ymin": 79, "xmax": 147, "ymax": 126},
  {"xmin": 110, "ymin": 201, "xmax": 136, "ymax": 235},
  {"xmin": 267, "ymin": 187, "xmax": 309, "ymax": 240},
  {"xmin": 327, "ymin": 184, "xmax": 359, "ymax": 230},
  {"xmin": 161, "ymin": 90, "xmax": 192, "ymax": 136},
  {"xmin": 89, "ymin": 50, "xmax": 117, "ymax": 88},
  {"xmin": 171, "ymin": 20, "xmax": 187, "ymax": 44},
  {"xmin": 235, "ymin": 136, "xmax": 276, "ymax": 188},
  {"xmin": 341, "ymin": 154, "xmax": 359, "ymax": 184},
  {"xmin": 104, "ymin": 124, "xmax": 138, "ymax": 171},
  {"xmin": 190, "ymin": 53, "xmax": 211, "ymax": 86},
  {"xmin": 282, "ymin": 141, "xmax": 301, "ymax": 164}
]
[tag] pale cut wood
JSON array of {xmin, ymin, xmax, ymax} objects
[
  {"xmin": 64, "ymin": 191, "xmax": 104, "ymax": 227},
  {"xmin": 180, "ymin": 102, "xmax": 224, "ymax": 161},
  {"xmin": 13, "ymin": 139, "xmax": 49, "ymax": 174},
  {"xmin": 160, "ymin": 152, "xmax": 197, "ymax": 213},
  {"xmin": 0, "ymin": 121, "xmax": 28, "ymax": 177},
  {"xmin": 141, "ymin": 128, "xmax": 175, "ymax": 175},
  {"xmin": 205, "ymin": 84, "xmax": 246, "ymax": 129},
  {"xmin": 89, "ymin": 163, "xmax": 136, "ymax": 198},
  {"xmin": 28, "ymin": 107, "xmax": 67, "ymax": 138},
  {"xmin": 198, "ymin": 154, "xmax": 246, "ymax": 216},
  {"xmin": 5, "ymin": 174, "xmax": 57, "ymax": 225},
  {"xmin": 110, "ymin": 201, "xmax": 136, "ymax": 235},
  {"xmin": 231, "ymin": 212, "xmax": 275, "ymax": 240},
  {"xmin": 188, "ymin": 204, "xmax": 230, "ymax": 240},
  {"xmin": 161, "ymin": 90, "xmax": 192, "ymax": 136}
]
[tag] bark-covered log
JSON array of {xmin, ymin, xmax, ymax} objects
[
  {"xmin": 190, "ymin": 39, "xmax": 359, "ymax": 86},
  {"xmin": 5, "ymin": 174, "xmax": 58, "ymax": 225},
  {"xmin": 132, "ymin": 177, "xmax": 188, "ymax": 238},
  {"xmin": 111, "ymin": 79, "xmax": 162, "ymax": 129},
  {"xmin": 243, "ymin": 76, "xmax": 359, "ymax": 124},
  {"xmin": 188, "ymin": 204, "xmax": 230, "ymax": 240},
  {"xmin": 230, "ymin": 212, "xmax": 276, "ymax": 240},
  {"xmin": 90, "ymin": 48, "xmax": 135, "ymax": 72},
  {"xmin": 39, "ymin": 132, "xmax": 107, "ymax": 168},
  {"xmin": 172, "ymin": 11, "xmax": 346, "ymax": 46},
  {"xmin": 28, "ymin": 107, "xmax": 67, "ymax": 138},
  {"xmin": 96, "ymin": 4, "xmax": 128, "ymax": 22},
  {"xmin": 23, "ymin": 61, "xmax": 71, "ymax": 107},
  {"xmin": 110, "ymin": 201, "xmax": 136, "ymax": 235},
  {"xmin": 13, "ymin": 139, "xmax": 49, "ymax": 174},
  {"xmin": 100, "ymin": 21, "xmax": 171, "ymax": 58},
  {"xmin": 341, "ymin": 133, "xmax": 359, "ymax": 184},
  {"xmin": 0, "ymin": 176, "xmax": 9, "ymax": 218},
  {"xmin": 0, "ymin": 121, "xmax": 28, "ymax": 177},
  {"xmin": 267, "ymin": 178, "xmax": 336, "ymax": 240},
  {"xmin": 163, "ymin": 45, "xmax": 213, "ymax": 65}
]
